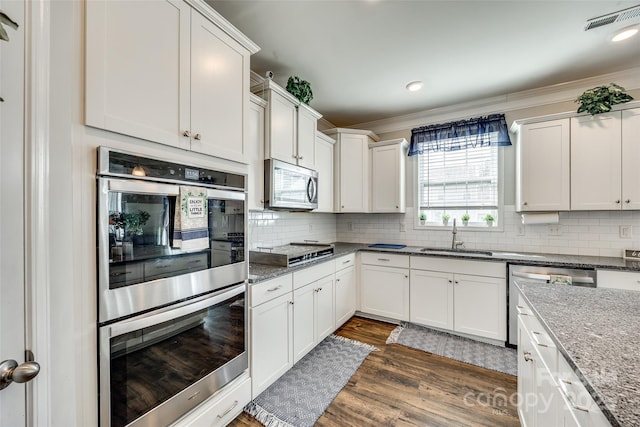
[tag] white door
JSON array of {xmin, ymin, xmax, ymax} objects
[{"xmin": 1, "ymin": 1, "xmax": 37, "ymax": 424}]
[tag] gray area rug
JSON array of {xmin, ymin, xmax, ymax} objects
[
  {"xmin": 244, "ymin": 334, "xmax": 378, "ymax": 427},
  {"xmin": 387, "ymin": 322, "xmax": 517, "ymax": 376}
]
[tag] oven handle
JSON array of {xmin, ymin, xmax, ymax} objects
[
  {"xmin": 108, "ymin": 283, "xmax": 245, "ymax": 338},
  {"xmin": 107, "ymin": 178, "xmax": 180, "ymax": 196}
]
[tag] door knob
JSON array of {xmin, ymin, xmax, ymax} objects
[
  {"xmin": 193, "ymin": 133, "xmax": 202, "ymax": 140},
  {"xmin": 0, "ymin": 359, "xmax": 40, "ymax": 390},
  {"xmin": 182, "ymin": 130, "xmax": 191, "ymax": 137}
]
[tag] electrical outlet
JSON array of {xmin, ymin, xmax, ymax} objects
[
  {"xmin": 347, "ymin": 221, "xmax": 353, "ymax": 232},
  {"xmin": 517, "ymin": 225, "xmax": 526, "ymax": 236},
  {"xmin": 548, "ymin": 224, "xmax": 561, "ymax": 236},
  {"xmin": 309, "ymin": 223, "xmax": 313, "ymax": 232},
  {"xmin": 399, "ymin": 223, "xmax": 406, "ymax": 232},
  {"xmin": 620, "ymin": 225, "xmax": 632, "ymax": 239}
]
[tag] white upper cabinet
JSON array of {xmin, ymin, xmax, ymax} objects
[
  {"xmin": 515, "ymin": 119, "xmax": 570, "ymax": 211},
  {"xmin": 252, "ymin": 80, "xmax": 322, "ymax": 169},
  {"xmin": 621, "ymin": 108, "xmax": 640, "ymax": 209},
  {"xmin": 85, "ymin": 0, "xmax": 259, "ymax": 163},
  {"xmin": 370, "ymin": 138, "xmax": 408, "ymax": 213},
  {"xmin": 325, "ymin": 128, "xmax": 379, "ymax": 213},
  {"xmin": 571, "ymin": 112, "xmax": 622, "ymax": 210},
  {"xmin": 315, "ymin": 132, "xmax": 335, "ymax": 213},
  {"xmin": 247, "ymin": 94, "xmax": 267, "ymax": 210}
]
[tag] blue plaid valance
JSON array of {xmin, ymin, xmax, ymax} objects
[{"xmin": 408, "ymin": 113, "xmax": 511, "ymax": 156}]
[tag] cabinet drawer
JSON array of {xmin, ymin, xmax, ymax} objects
[
  {"xmin": 144, "ymin": 253, "xmax": 208, "ymax": 279},
  {"xmin": 410, "ymin": 256, "xmax": 505, "ymax": 278},
  {"xmin": 293, "ymin": 260, "xmax": 335, "ymax": 289},
  {"xmin": 109, "ymin": 262, "xmax": 144, "ymax": 287},
  {"xmin": 172, "ymin": 375, "xmax": 251, "ymax": 427},
  {"xmin": 597, "ymin": 269, "xmax": 640, "ymax": 291},
  {"xmin": 361, "ymin": 252, "xmax": 409, "ymax": 268},
  {"xmin": 557, "ymin": 357, "xmax": 610, "ymax": 427},
  {"xmin": 334, "ymin": 253, "xmax": 355, "ymax": 271},
  {"xmin": 250, "ymin": 274, "xmax": 293, "ymax": 307}
]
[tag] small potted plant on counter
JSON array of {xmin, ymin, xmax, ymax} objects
[
  {"xmin": 484, "ymin": 214, "xmax": 494, "ymax": 227},
  {"xmin": 419, "ymin": 212, "xmax": 426, "ymax": 225},
  {"xmin": 461, "ymin": 213, "xmax": 470, "ymax": 226},
  {"xmin": 442, "ymin": 213, "xmax": 450, "ymax": 226}
]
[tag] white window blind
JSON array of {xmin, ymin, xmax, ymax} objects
[{"xmin": 418, "ymin": 137, "xmax": 498, "ymax": 211}]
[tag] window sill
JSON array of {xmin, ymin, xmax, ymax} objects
[{"xmin": 415, "ymin": 223, "xmax": 503, "ymax": 232}]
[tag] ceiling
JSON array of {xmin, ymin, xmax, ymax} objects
[{"xmin": 208, "ymin": 1, "xmax": 640, "ymax": 128}]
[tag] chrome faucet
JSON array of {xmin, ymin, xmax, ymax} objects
[{"xmin": 451, "ymin": 218, "xmax": 464, "ymax": 250}]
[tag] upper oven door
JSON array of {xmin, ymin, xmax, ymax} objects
[{"xmin": 97, "ymin": 178, "xmax": 247, "ymax": 323}]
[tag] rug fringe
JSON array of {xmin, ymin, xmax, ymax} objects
[
  {"xmin": 244, "ymin": 401, "xmax": 296, "ymax": 427},
  {"xmin": 385, "ymin": 322, "xmax": 406, "ymax": 344},
  {"xmin": 329, "ymin": 334, "xmax": 379, "ymax": 352}
]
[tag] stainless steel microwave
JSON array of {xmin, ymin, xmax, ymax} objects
[{"xmin": 265, "ymin": 158, "xmax": 318, "ymax": 210}]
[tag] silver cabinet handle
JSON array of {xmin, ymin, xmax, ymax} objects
[
  {"xmin": 0, "ymin": 359, "xmax": 40, "ymax": 390},
  {"xmin": 216, "ymin": 400, "xmax": 239, "ymax": 419},
  {"xmin": 559, "ymin": 379, "xmax": 589, "ymax": 412},
  {"xmin": 289, "ymin": 301, "xmax": 294, "ymax": 305},
  {"xmin": 523, "ymin": 352, "xmax": 533, "ymax": 362},
  {"xmin": 299, "ymin": 155, "xmax": 303, "ymax": 160},
  {"xmin": 377, "ymin": 258, "xmax": 390, "ymax": 261},
  {"xmin": 267, "ymin": 285, "xmax": 283, "ymax": 292},
  {"xmin": 342, "ymin": 260, "xmax": 351, "ymax": 264},
  {"xmin": 523, "ymin": 201, "xmax": 528, "ymax": 206},
  {"xmin": 193, "ymin": 133, "xmax": 202, "ymax": 140},
  {"xmin": 616, "ymin": 200, "xmax": 621, "ymax": 204},
  {"xmin": 626, "ymin": 199, "xmax": 631, "ymax": 203},
  {"xmin": 182, "ymin": 130, "xmax": 191, "ymax": 137}
]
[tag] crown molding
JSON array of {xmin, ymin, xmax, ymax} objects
[{"xmin": 353, "ymin": 67, "xmax": 640, "ymax": 135}]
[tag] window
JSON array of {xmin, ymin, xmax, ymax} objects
[
  {"xmin": 417, "ymin": 136, "xmax": 499, "ymax": 227},
  {"xmin": 409, "ymin": 114, "xmax": 510, "ymax": 228}
]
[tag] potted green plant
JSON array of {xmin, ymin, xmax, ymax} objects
[
  {"xmin": 483, "ymin": 214, "xmax": 494, "ymax": 227},
  {"xmin": 575, "ymin": 83, "xmax": 633, "ymax": 116},
  {"xmin": 419, "ymin": 212, "xmax": 426, "ymax": 225},
  {"xmin": 441, "ymin": 213, "xmax": 450, "ymax": 226},
  {"xmin": 110, "ymin": 210, "xmax": 151, "ymax": 242},
  {"xmin": 286, "ymin": 76, "xmax": 314, "ymax": 104},
  {"xmin": 461, "ymin": 213, "xmax": 470, "ymax": 226}
]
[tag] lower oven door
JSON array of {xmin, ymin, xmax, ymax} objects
[{"xmin": 99, "ymin": 283, "xmax": 247, "ymax": 427}]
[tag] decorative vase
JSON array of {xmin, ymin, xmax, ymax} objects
[
  {"xmin": 462, "ymin": 220, "xmax": 469, "ymax": 226},
  {"xmin": 442, "ymin": 219, "xmax": 449, "ymax": 226},
  {"xmin": 486, "ymin": 220, "xmax": 494, "ymax": 227}
]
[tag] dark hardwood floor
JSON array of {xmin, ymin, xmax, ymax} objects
[{"xmin": 230, "ymin": 316, "xmax": 520, "ymax": 427}]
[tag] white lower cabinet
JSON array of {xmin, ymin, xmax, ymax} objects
[
  {"xmin": 293, "ymin": 264, "xmax": 335, "ymax": 363},
  {"xmin": 171, "ymin": 373, "xmax": 251, "ymax": 427},
  {"xmin": 334, "ymin": 254, "xmax": 356, "ymax": 328},
  {"xmin": 517, "ymin": 293, "xmax": 610, "ymax": 427},
  {"xmin": 409, "ymin": 257, "xmax": 506, "ymax": 341},
  {"xmin": 249, "ymin": 275, "xmax": 294, "ymax": 398},
  {"xmin": 359, "ymin": 253, "xmax": 410, "ymax": 321}
]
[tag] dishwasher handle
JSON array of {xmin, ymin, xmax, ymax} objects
[{"xmin": 512, "ymin": 271, "xmax": 595, "ymax": 285}]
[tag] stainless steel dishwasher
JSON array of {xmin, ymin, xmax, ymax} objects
[{"xmin": 508, "ymin": 264, "xmax": 597, "ymax": 347}]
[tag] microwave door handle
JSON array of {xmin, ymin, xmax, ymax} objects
[{"xmin": 306, "ymin": 178, "xmax": 317, "ymax": 203}]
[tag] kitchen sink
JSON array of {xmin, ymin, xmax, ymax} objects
[{"xmin": 419, "ymin": 248, "xmax": 493, "ymax": 257}]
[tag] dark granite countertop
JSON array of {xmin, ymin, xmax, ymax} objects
[
  {"xmin": 248, "ymin": 242, "xmax": 640, "ymax": 283},
  {"xmin": 516, "ymin": 281, "xmax": 640, "ymax": 427}
]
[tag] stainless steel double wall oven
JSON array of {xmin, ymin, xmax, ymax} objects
[{"xmin": 96, "ymin": 147, "xmax": 248, "ymax": 427}]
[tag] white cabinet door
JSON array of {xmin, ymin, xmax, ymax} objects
[
  {"xmin": 370, "ymin": 141, "xmax": 406, "ymax": 213},
  {"xmin": 190, "ymin": 10, "xmax": 249, "ymax": 162},
  {"xmin": 315, "ymin": 132, "xmax": 335, "ymax": 212},
  {"xmin": 409, "ymin": 269, "xmax": 454, "ymax": 330},
  {"xmin": 518, "ymin": 316, "xmax": 536, "ymax": 427},
  {"xmin": 337, "ymin": 134, "xmax": 370, "ymax": 212},
  {"xmin": 621, "ymin": 108, "xmax": 640, "ymax": 209},
  {"xmin": 315, "ymin": 276, "xmax": 335, "ymax": 343},
  {"xmin": 250, "ymin": 292, "xmax": 293, "ymax": 397},
  {"xmin": 517, "ymin": 119, "xmax": 570, "ymax": 211},
  {"xmin": 360, "ymin": 265, "xmax": 409, "ymax": 321},
  {"xmin": 85, "ymin": 0, "xmax": 191, "ymax": 149},
  {"xmin": 293, "ymin": 283, "xmax": 315, "ymax": 363},
  {"xmin": 334, "ymin": 266, "xmax": 356, "ymax": 328},
  {"xmin": 571, "ymin": 113, "xmax": 622, "ymax": 210},
  {"xmin": 296, "ymin": 104, "xmax": 318, "ymax": 169},
  {"xmin": 454, "ymin": 274, "xmax": 506, "ymax": 341},
  {"xmin": 266, "ymin": 89, "xmax": 298, "ymax": 164},
  {"xmin": 247, "ymin": 95, "xmax": 266, "ymax": 211}
]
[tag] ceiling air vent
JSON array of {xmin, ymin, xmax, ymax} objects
[{"xmin": 585, "ymin": 4, "xmax": 640, "ymax": 31}]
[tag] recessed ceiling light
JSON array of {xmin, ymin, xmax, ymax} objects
[
  {"xmin": 612, "ymin": 25, "xmax": 639, "ymax": 42},
  {"xmin": 406, "ymin": 81, "xmax": 423, "ymax": 92}
]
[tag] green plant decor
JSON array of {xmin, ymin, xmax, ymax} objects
[
  {"xmin": 286, "ymin": 76, "xmax": 314, "ymax": 104},
  {"xmin": 484, "ymin": 214, "xmax": 495, "ymax": 223},
  {"xmin": 110, "ymin": 210, "xmax": 151, "ymax": 237},
  {"xmin": 461, "ymin": 213, "xmax": 470, "ymax": 221},
  {"xmin": 575, "ymin": 83, "xmax": 633, "ymax": 115},
  {"xmin": 419, "ymin": 213, "xmax": 426, "ymax": 221},
  {"xmin": 441, "ymin": 213, "xmax": 450, "ymax": 222},
  {"xmin": 0, "ymin": 10, "xmax": 18, "ymax": 103}
]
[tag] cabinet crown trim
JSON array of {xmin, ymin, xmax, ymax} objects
[
  {"xmin": 368, "ymin": 138, "xmax": 408, "ymax": 149},
  {"xmin": 510, "ymin": 100, "xmax": 640, "ymax": 132},
  {"xmin": 323, "ymin": 127, "xmax": 380, "ymax": 142}
]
